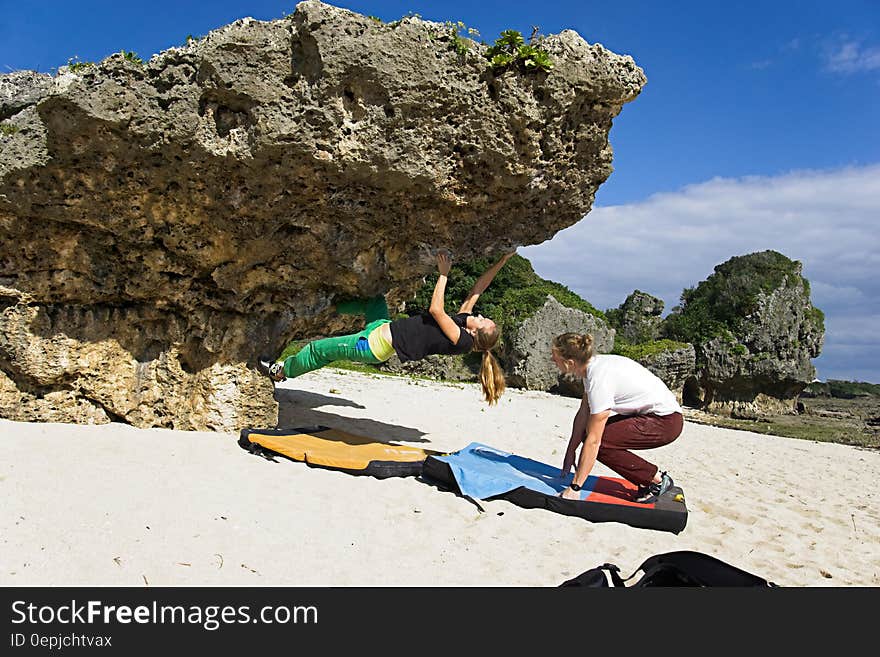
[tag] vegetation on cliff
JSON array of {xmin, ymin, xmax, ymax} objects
[
  {"xmin": 662, "ymin": 250, "xmax": 825, "ymax": 348},
  {"xmin": 612, "ymin": 339, "xmax": 692, "ymax": 361}
]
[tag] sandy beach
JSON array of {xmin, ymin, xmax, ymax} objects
[{"xmin": 2, "ymin": 367, "xmax": 878, "ymax": 587}]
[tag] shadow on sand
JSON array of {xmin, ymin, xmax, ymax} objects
[{"xmin": 273, "ymin": 388, "xmax": 430, "ymax": 444}]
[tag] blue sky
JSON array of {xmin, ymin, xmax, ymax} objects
[{"xmin": 2, "ymin": 1, "xmax": 879, "ymax": 382}]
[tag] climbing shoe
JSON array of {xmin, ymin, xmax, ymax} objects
[
  {"xmin": 635, "ymin": 471, "xmax": 674, "ymax": 504},
  {"xmin": 257, "ymin": 358, "xmax": 286, "ymax": 382}
]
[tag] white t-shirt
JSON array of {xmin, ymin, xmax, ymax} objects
[{"xmin": 584, "ymin": 354, "xmax": 682, "ymax": 417}]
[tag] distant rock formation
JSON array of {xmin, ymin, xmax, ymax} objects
[
  {"xmin": 378, "ymin": 352, "xmax": 480, "ymax": 382},
  {"xmin": 637, "ymin": 343, "xmax": 696, "ymax": 404},
  {"xmin": 604, "ymin": 290, "xmax": 695, "ymax": 401},
  {"xmin": 0, "ymin": 1, "xmax": 645, "ymax": 430},
  {"xmin": 506, "ymin": 295, "xmax": 615, "ymax": 395},
  {"xmin": 663, "ymin": 250, "xmax": 825, "ymax": 418},
  {"xmin": 607, "ymin": 290, "xmax": 664, "ymax": 344}
]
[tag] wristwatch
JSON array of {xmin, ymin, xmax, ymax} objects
[{"xmin": 569, "ymin": 481, "xmax": 582, "ymax": 492}]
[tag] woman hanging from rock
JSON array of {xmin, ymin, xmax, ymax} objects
[
  {"xmin": 550, "ymin": 332, "xmax": 684, "ymax": 503},
  {"xmin": 258, "ymin": 250, "xmax": 514, "ymax": 405}
]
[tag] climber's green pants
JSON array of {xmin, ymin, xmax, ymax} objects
[{"xmin": 281, "ymin": 296, "xmax": 392, "ymax": 379}]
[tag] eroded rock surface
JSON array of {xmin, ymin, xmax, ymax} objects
[
  {"xmin": 506, "ymin": 295, "xmax": 615, "ymax": 396},
  {"xmin": 0, "ymin": 1, "xmax": 645, "ymax": 429},
  {"xmin": 638, "ymin": 344, "xmax": 696, "ymax": 404},
  {"xmin": 664, "ymin": 251, "xmax": 825, "ymax": 418}
]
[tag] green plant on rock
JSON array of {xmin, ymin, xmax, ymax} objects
[
  {"xmin": 66, "ymin": 55, "xmax": 95, "ymax": 73},
  {"xmin": 518, "ymin": 44, "xmax": 553, "ymax": 70},
  {"xmin": 486, "ymin": 29, "xmax": 553, "ymax": 73},
  {"xmin": 0, "ymin": 123, "xmax": 19, "ymax": 136},
  {"xmin": 120, "ymin": 50, "xmax": 143, "ymax": 65},
  {"xmin": 443, "ymin": 20, "xmax": 480, "ymax": 56},
  {"xmin": 612, "ymin": 339, "xmax": 692, "ymax": 361},
  {"xmin": 807, "ymin": 306, "xmax": 825, "ymax": 331},
  {"xmin": 603, "ymin": 307, "xmax": 622, "ymax": 330}
]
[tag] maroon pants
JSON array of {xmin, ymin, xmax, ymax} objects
[{"xmin": 597, "ymin": 412, "xmax": 683, "ymax": 486}]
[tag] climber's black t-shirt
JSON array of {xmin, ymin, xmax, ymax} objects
[{"xmin": 389, "ymin": 312, "xmax": 474, "ymax": 362}]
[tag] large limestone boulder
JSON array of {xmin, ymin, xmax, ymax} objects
[
  {"xmin": 0, "ymin": 1, "xmax": 645, "ymax": 430},
  {"xmin": 663, "ymin": 250, "xmax": 825, "ymax": 418}
]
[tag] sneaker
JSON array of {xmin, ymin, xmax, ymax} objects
[
  {"xmin": 635, "ymin": 471, "xmax": 674, "ymax": 504},
  {"xmin": 256, "ymin": 358, "xmax": 286, "ymax": 382}
]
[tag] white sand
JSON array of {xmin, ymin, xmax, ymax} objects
[{"xmin": 2, "ymin": 368, "xmax": 878, "ymax": 587}]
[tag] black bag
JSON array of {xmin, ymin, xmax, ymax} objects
[{"xmin": 560, "ymin": 550, "xmax": 776, "ymax": 587}]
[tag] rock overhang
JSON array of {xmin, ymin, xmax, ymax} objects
[{"xmin": 0, "ymin": 0, "xmax": 646, "ymax": 429}]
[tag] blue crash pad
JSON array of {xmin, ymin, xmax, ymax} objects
[{"xmin": 431, "ymin": 442, "xmax": 596, "ymax": 500}]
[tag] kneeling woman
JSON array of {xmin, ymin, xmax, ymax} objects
[
  {"xmin": 259, "ymin": 251, "xmax": 512, "ymax": 405},
  {"xmin": 551, "ymin": 333, "xmax": 684, "ymax": 503}
]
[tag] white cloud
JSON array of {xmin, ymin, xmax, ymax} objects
[
  {"xmin": 810, "ymin": 281, "xmax": 866, "ymax": 308},
  {"xmin": 520, "ymin": 164, "xmax": 880, "ymax": 382},
  {"xmin": 822, "ymin": 37, "xmax": 880, "ymax": 74},
  {"xmin": 820, "ymin": 314, "xmax": 880, "ymax": 346}
]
